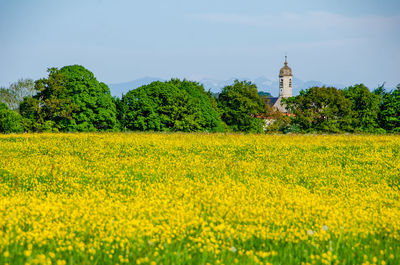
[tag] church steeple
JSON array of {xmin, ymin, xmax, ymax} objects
[{"xmin": 279, "ymin": 56, "xmax": 293, "ymax": 98}]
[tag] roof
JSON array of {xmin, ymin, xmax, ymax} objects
[
  {"xmin": 264, "ymin": 96, "xmax": 289, "ymax": 113},
  {"xmin": 265, "ymin": 97, "xmax": 279, "ymax": 107},
  {"xmin": 279, "ymin": 56, "xmax": 292, "ymax": 77}
]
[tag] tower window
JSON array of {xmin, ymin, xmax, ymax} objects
[
  {"xmin": 280, "ymin": 79, "xmax": 283, "ymax": 88},
  {"xmin": 289, "ymin": 79, "xmax": 292, "ymax": 88}
]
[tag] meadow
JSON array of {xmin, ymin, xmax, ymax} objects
[{"xmin": 0, "ymin": 133, "xmax": 399, "ymax": 265}]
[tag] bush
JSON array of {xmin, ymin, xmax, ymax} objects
[{"xmin": 0, "ymin": 103, "xmax": 23, "ymax": 133}]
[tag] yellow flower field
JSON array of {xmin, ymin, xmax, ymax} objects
[{"xmin": 0, "ymin": 133, "xmax": 399, "ymax": 265}]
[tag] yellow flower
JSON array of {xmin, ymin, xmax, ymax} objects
[{"xmin": 0, "ymin": 133, "xmax": 400, "ymax": 264}]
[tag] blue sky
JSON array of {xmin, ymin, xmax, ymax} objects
[{"xmin": 1, "ymin": 0, "xmax": 399, "ymax": 89}]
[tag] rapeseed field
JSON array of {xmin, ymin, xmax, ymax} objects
[{"xmin": 0, "ymin": 133, "xmax": 399, "ymax": 265}]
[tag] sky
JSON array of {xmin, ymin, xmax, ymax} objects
[{"xmin": 1, "ymin": 0, "xmax": 399, "ymax": 89}]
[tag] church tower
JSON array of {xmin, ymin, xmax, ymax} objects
[{"xmin": 279, "ymin": 56, "xmax": 292, "ymax": 98}]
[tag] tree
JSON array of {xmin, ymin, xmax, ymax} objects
[
  {"xmin": 263, "ymin": 98, "xmax": 291, "ymax": 133},
  {"xmin": 285, "ymin": 86, "xmax": 353, "ymax": 133},
  {"xmin": 0, "ymin": 79, "xmax": 35, "ymax": 110},
  {"xmin": 115, "ymin": 96, "xmax": 129, "ymax": 131},
  {"xmin": 379, "ymin": 86, "xmax": 400, "ymax": 132},
  {"xmin": 120, "ymin": 81, "xmax": 206, "ymax": 132},
  {"xmin": 342, "ymin": 84, "xmax": 381, "ymax": 132},
  {"xmin": 20, "ymin": 65, "xmax": 118, "ymax": 132},
  {"xmin": 166, "ymin": 79, "xmax": 225, "ymax": 132},
  {"xmin": 0, "ymin": 103, "xmax": 23, "ymax": 133},
  {"xmin": 217, "ymin": 80, "xmax": 266, "ymax": 133}
]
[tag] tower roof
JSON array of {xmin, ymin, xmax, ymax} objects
[{"xmin": 279, "ymin": 56, "xmax": 292, "ymax": 77}]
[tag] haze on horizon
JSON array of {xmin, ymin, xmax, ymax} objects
[{"xmin": 1, "ymin": 0, "xmax": 399, "ymax": 90}]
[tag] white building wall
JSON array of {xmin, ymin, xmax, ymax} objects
[{"xmin": 279, "ymin": 75, "xmax": 292, "ymax": 98}]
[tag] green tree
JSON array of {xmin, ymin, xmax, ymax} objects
[
  {"xmin": 285, "ymin": 86, "xmax": 353, "ymax": 133},
  {"xmin": 0, "ymin": 79, "xmax": 35, "ymax": 110},
  {"xmin": 342, "ymin": 84, "xmax": 381, "ymax": 132},
  {"xmin": 217, "ymin": 80, "xmax": 266, "ymax": 133},
  {"xmin": 263, "ymin": 98, "xmax": 291, "ymax": 133},
  {"xmin": 120, "ymin": 81, "xmax": 205, "ymax": 132},
  {"xmin": 115, "ymin": 96, "xmax": 129, "ymax": 131},
  {"xmin": 20, "ymin": 65, "xmax": 118, "ymax": 132},
  {"xmin": 379, "ymin": 86, "xmax": 400, "ymax": 132},
  {"xmin": 0, "ymin": 103, "xmax": 23, "ymax": 133},
  {"xmin": 166, "ymin": 79, "xmax": 225, "ymax": 132}
]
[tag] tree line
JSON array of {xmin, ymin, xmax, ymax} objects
[{"xmin": 0, "ymin": 65, "xmax": 399, "ymax": 134}]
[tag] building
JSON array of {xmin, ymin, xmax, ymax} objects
[{"xmin": 267, "ymin": 56, "xmax": 293, "ymax": 113}]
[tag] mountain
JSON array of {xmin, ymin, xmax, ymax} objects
[
  {"xmin": 108, "ymin": 77, "xmax": 346, "ymax": 98},
  {"xmin": 108, "ymin": 77, "xmax": 165, "ymax": 98},
  {"xmin": 198, "ymin": 78, "xmax": 238, "ymax": 93},
  {"xmin": 258, "ymin": 91, "xmax": 272, "ymax": 97}
]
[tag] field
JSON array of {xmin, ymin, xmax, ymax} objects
[{"xmin": 0, "ymin": 133, "xmax": 400, "ymax": 265}]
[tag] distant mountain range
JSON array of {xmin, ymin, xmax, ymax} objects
[{"xmin": 108, "ymin": 77, "xmax": 346, "ymax": 98}]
